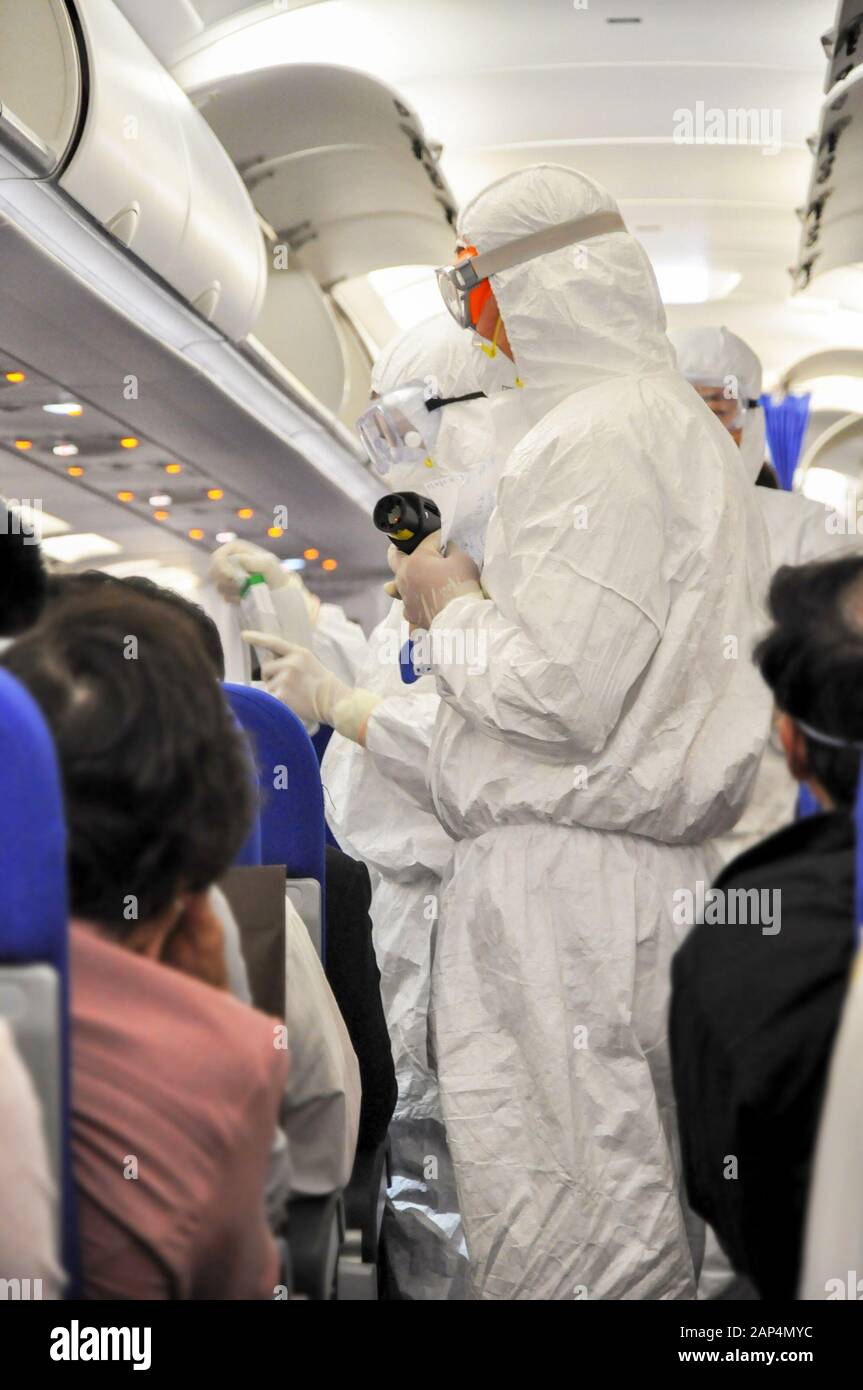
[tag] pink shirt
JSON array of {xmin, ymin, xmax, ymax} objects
[{"xmin": 70, "ymin": 922, "xmax": 289, "ymax": 1299}]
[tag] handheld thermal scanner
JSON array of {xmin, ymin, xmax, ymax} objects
[{"xmin": 373, "ymin": 492, "xmax": 442, "ymax": 555}]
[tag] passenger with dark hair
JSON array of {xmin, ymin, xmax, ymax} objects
[
  {"xmin": 104, "ymin": 572, "xmax": 391, "ymax": 1156},
  {"xmin": 44, "ymin": 570, "xmax": 226, "ymax": 679},
  {"xmin": 670, "ymin": 554, "xmax": 863, "ymax": 1300},
  {"xmin": 120, "ymin": 574, "xmax": 226, "ymax": 680},
  {"xmin": 43, "ymin": 570, "xmax": 390, "ymax": 1178},
  {"xmin": 0, "ymin": 500, "xmax": 46, "ymax": 640},
  {"xmin": 1, "ymin": 588, "xmax": 289, "ymax": 1299}
]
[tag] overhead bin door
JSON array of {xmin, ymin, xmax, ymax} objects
[
  {"xmin": 823, "ymin": 1, "xmax": 863, "ymax": 94},
  {"xmin": 190, "ymin": 64, "xmax": 457, "ymax": 285},
  {"xmin": 0, "ymin": 0, "xmax": 82, "ymax": 176},
  {"xmin": 253, "ymin": 266, "xmax": 347, "ymax": 416},
  {"xmin": 795, "ymin": 67, "xmax": 863, "ymax": 305}
]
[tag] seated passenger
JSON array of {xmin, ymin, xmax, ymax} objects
[
  {"xmin": 1, "ymin": 588, "xmax": 289, "ymax": 1299},
  {"xmin": 0, "ymin": 498, "xmax": 46, "ymax": 648},
  {"xmin": 110, "ymin": 572, "xmax": 388, "ymax": 1167},
  {"xmin": 0, "ymin": 1019, "xmax": 64, "ymax": 1299},
  {"xmin": 46, "ymin": 572, "xmax": 380, "ymax": 1187},
  {"xmin": 210, "ymin": 880, "xmax": 366, "ymax": 1195},
  {"xmin": 670, "ymin": 555, "xmax": 863, "ymax": 1300}
]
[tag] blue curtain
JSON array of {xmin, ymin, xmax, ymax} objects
[{"xmin": 759, "ymin": 392, "xmax": 811, "ymax": 491}]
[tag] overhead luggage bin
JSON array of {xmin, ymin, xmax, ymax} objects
[
  {"xmin": 798, "ymin": 412, "xmax": 863, "ymax": 499},
  {"xmin": 189, "ymin": 63, "xmax": 457, "ymax": 286},
  {"xmin": 781, "ymin": 347, "xmax": 863, "ymax": 392},
  {"xmin": 793, "ymin": 67, "xmax": 863, "ymax": 304},
  {"xmin": 0, "ymin": 0, "xmax": 82, "ymax": 177},
  {"xmin": 51, "ymin": 0, "xmax": 266, "ymax": 341},
  {"xmin": 823, "ymin": 1, "xmax": 863, "ymax": 93}
]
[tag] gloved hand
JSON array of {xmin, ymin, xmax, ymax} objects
[
  {"xmin": 386, "ymin": 537, "xmax": 482, "ymax": 629},
  {"xmin": 210, "ymin": 539, "xmax": 320, "ymax": 624},
  {"xmin": 242, "ymin": 631, "xmax": 381, "ymax": 746}
]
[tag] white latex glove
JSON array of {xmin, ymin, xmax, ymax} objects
[
  {"xmin": 386, "ymin": 537, "xmax": 482, "ymax": 629},
  {"xmin": 242, "ymin": 631, "xmax": 381, "ymax": 746},
  {"xmin": 210, "ymin": 540, "xmax": 320, "ymax": 624}
]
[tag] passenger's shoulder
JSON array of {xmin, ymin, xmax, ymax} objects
[
  {"xmin": 72, "ymin": 924, "xmax": 287, "ymax": 1099},
  {"xmin": 715, "ymin": 812, "xmax": 854, "ymax": 893},
  {"xmin": 181, "ymin": 977, "xmax": 289, "ymax": 1105}
]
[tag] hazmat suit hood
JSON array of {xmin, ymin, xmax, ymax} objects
[
  {"xmin": 670, "ymin": 325, "xmax": 767, "ymax": 483},
  {"xmin": 457, "ymin": 163, "xmax": 675, "ymax": 419},
  {"xmin": 370, "ymin": 312, "xmax": 506, "ymax": 491},
  {"xmin": 370, "ymin": 313, "xmax": 523, "ymax": 565}
]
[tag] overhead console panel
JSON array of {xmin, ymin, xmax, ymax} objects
[{"xmin": 52, "ymin": 0, "xmax": 266, "ymax": 340}]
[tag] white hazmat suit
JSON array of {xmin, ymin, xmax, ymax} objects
[
  {"xmin": 406, "ymin": 165, "xmax": 774, "ymax": 1299},
  {"xmin": 671, "ymin": 326, "xmax": 863, "ymax": 864},
  {"xmin": 322, "ymin": 315, "xmax": 520, "ymax": 1298}
]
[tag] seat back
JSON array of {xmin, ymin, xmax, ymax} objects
[
  {"xmin": 310, "ymin": 724, "xmax": 340, "ymax": 850},
  {"xmin": 796, "ymin": 783, "xmax": 822, "ymax": 820},
  {"xmin": 850, "ymin": 767, "xmax": 856, "ymax": 950},
  {"xmin": 0, "ymin": 668, "xmax": 75, "ymax": 1287},
  {"xmin": 224, "ymin": 684, "xmax": 327, "ymax": 957}
]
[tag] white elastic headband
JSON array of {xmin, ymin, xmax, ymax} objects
[
  {"xmin": 469, "ymin": 210, "xmax": 627, "ymax": 281},
  {"xmin": 795, "ymin": 716, "xmax": 863, "ymax": 752}
]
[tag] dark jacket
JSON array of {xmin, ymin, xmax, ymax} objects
[
  {"xmin": 323, "ymin": 845, "xmax": 397, "ymax": 1152},
  {"xmin": 670, "ymin": 811, "xmax": 856, "ymax": 1300}
]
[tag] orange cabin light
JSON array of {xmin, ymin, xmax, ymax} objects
[
  {"xmin": 207, "ymin": 488, "xmax": 224, "ymax": 501},
  {"xmin": 237, "ymin": 507, "xmax": 254, "ymax": 519},
  {"xmin": 303, "ymin": 547, "xmax": 320, "ymax": 561},
  {"xmin": 153, "ymin": 510, "xmax": 170, "ymax": 521},
  {"xmin": 119, "ymin": 437, "xmax": 139, "ymax": 449},
  {"xmin": 67, "ymin": 466, "xmax": 85, "ymax": 477},
  {"xmin": 165, "ymin": 462, "xmax": 182, "ymax": 474},
  {"xmin": 14, "ymin": 439, "xmax": 33, "ymax": 450},
  {"xmin": 5, "ymin": 370, "xmax": 26, "ymax": 383},
  {"xmin": 188, "ymin": 528, "xmax": 204, "ymax": 541},
  {"xmin": 117, "ymin": 491, "xmax": 135, "ymax": 502},
  {"xmin": 267, "ymin": 526, "xmax": 283, "ymax": 538},
  {"xmin": 322, "ymin": 558, "xmax": 338, "ymax": 572}
]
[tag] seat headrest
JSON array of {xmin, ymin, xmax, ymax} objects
[
  {"xmin": 223, "ymin": 684, "xmax": 325, "ymax": 881},
  {"xmin": 0, "ymin": 670, "xmax": 68, "ymax": 965}
]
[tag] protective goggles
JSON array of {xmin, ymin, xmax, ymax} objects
[
  {"xmin": 693, "ymin": 384, "xmax": 760, "ymax": 433},
  {"xmin": 357, "ymin": 380, "xmax": 485, "ymax": 477},
  {"xmin": 436, "ymin": 209, "xmax": 627, "ymax": 329}
]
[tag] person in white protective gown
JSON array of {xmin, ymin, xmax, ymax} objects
[
  {"xmin": 671, "ymin": 326, "xmax": 863, "ymax": 867},
  {"xmin": 210, "ymin": 538, "xmax": 368, "ymax": 691},
  {"xmin": 225, "ymin": 314, "xmax": 523, "ymax": 1299},
  {"xmin": 388, "ymin": 164, "xmax": 775, "ymax": 1300}
]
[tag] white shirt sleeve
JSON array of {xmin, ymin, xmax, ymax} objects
[
  {"xmin": 280, "ymin": 893, "xmax": 361, "ymax": 1194},
  {"xmin": 800, "ymin": 956, "xmax": 863, "ymax": 1298}
]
